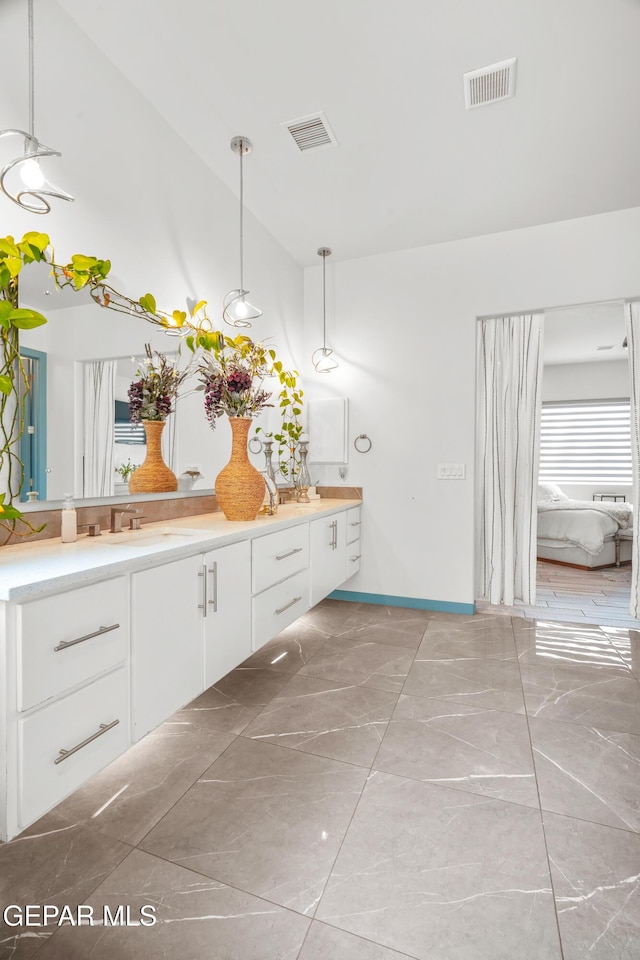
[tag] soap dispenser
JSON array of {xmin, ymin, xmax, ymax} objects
[{"xmin": 61, "ymin": 494, "xmax": 77, "ymax": 543}]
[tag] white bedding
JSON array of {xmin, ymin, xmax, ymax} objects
[{"xmin": 537, "ymin": 499, "xmax": 633, "ymax": 556}]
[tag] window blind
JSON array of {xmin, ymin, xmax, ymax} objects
[
  {"xmin": 539, "ymin": 399, "xmax": 631, "ymax": 484},
  {"xmin": 114, "ymin": 422, "xmax": 146, "ymax": 445}
]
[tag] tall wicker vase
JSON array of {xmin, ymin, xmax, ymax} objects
[
  {"xmin": 215, "ymin": 417, "xmax": 266, "ymax": 520},
  {"xmin": 129, "ymin": 420, "xmax": 177, "ymax": 493}
]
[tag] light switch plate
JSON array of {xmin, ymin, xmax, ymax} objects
[{"xmin": 437, "ymin": 463, "xmax": 466, "ymax": 479}]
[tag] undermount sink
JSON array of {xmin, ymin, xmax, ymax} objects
[{"xmin": 98, "ymin": 527, "xmax": 198, "ymax": 546}]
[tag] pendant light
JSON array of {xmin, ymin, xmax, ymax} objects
[
  {"xmin": 223, "ymin": 136, "xmax": 262, "ymax": 327},
  {"xmin": 0, "ymin": 0, "xmax": 74, "ymax": 214},
  {"xmin": 312, "ymin": 246, "xmax": 338, "ymax": 372}
]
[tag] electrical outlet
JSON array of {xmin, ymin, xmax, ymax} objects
[{"xmin": 437, "ymin": 463, "xmax": 466, "ymax": 479}]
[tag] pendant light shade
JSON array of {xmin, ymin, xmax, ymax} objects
[
  {"xmin": 312, "ymin": 246, "xmax": 338, "ymax": 372},
  {"xmin": 223, "ymin": 136, "xmax": 262, "ymax": 328},
  {"xmin": 0, "ymin": 0, "xmax": 73, "ymax": 214}
]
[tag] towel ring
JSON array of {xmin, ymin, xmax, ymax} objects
[
  {"xmin": 354, "ymin": 434, "xmax": 372, "ymax": 454},
  {"xmin": 248, "ymin": 436, "xmax": 263, "ymax": 454}
]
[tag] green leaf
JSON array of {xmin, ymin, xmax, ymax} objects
[
  {"xmin": 4, "ymin": 257, "xmax": 22, "ymax": 278},
  {"xmin": 0, "ymin": 238, "xmax": 20, "ymax": 258},
  {"xmin": 70, "ymin": 253, "xmax": 98, "ymax": 270},
  {"xmin": 139, "ymin": 293, "xmax": 157, "ymax": 314},
  {"xmin": 10, "ymin": 308, "xmax": 48, "ymax": 329},
  {"xmin": 185, "ymin": 335, "xmax": 195, "ymax": 353},
  {"xmin": 0, "ymin": 374, "xmax": 12, "ymax": 394},
  {"xmin": 22, "ymin": 231, "xmax": 49, "ymax": 253},
  {"xmin": 0, "ymin": 503, "xmax": 23, "ymax": 520},
  {"xmin": 191, "ymin": 299, "xmax": 207, "ymax": 317}
]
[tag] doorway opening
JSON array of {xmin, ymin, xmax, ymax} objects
[{"xmin": 18, "ymin": 347, "xmax": 47, "ymax": 502}]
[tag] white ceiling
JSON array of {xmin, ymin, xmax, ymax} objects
[
  {"xmin": 544, "ymin": 300, "xmax": 628, "ymax": 366},
  {"xmin": 52, "ymin": 0, "xmax": 640, "ymax": 267}
]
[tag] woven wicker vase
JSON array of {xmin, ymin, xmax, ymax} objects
[
  {"xmin": 129, "ymin": 420, "xmax": 177, "ymax": 493},
  {"xmin": 215, "ymin": 417, "xmax": 265, "ymax": 520}
]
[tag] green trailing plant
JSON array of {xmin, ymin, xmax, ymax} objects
[
  {"xmin": 258, "ymin": 360, "xmax": 304, "ymax": 486},
  {"xmin": 0, "ymin": 235, "xmax": 304, "ymax": 542},
  {"xmin": 1, "ymin": 232, "xmax": 52, "ymax": 539}
]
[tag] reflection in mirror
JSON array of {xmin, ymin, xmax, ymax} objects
[
  {"xmin": 14, "ymin": 261, "xmax": 287, "ymax": 508},
  {"xmin": 15, "ymin": 261, "xmax": 213, "ymax": 505}
]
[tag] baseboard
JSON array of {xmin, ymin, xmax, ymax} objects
[{"xmin": 328, "ymin": 590, "xmax": 476, "ymax": 616}]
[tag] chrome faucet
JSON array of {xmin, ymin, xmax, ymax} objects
[{"xmin": 110, "ymin": 505, "xmax": 141, "ymax": 533}]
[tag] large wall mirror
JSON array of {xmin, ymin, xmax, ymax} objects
[{"xmin": 15, "ymin": 262, "xmax": 216, "ymax": 506}]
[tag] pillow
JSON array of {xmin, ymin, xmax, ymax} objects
[{"xmin": 537, "ymin": 482, "xmax": 568, "ymax": 502}]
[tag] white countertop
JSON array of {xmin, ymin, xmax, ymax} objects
[{"xmin": 0, "ymin": 499, "xmax": 361, "ymax": 602}]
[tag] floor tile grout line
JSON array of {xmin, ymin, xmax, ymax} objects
[
  {"xmin": 511, "ymin": 616, "xmax": 568, "ymax": 960},
  {"xmin": 132, "ymin": 731, "xmax": 245, "ymax": 850},
  {"xmin": 296, "ymin": 611, "xmax": 427, "ymax": 933},
  {"xmin": 27, "ymin": 834, "xmax": 137, "ymax": 958}
]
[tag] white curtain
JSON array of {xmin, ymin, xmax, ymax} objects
[
  {"xmin": 476, "ymin": 313, "xmax": 544, "ymax": 605},
  {"xmin": 84, "ymin": 360, "xmax": 117, "ymax": 497},
  {"xmin": 625, "ymin": 302, "xmax": 640, "ymax": 617}
]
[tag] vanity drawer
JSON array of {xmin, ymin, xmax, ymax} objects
[
  {"xmin": 252, "ymin": 568, "xmax": 310, "ymax": 650},
  {"xmin": 252, "ymin": 525, "xmax": 309, "ymax": 595},
  {"xmin": 346, "ymin": 506, "xmax": 362, "ymax": 544},
  {"xmin": 346, "ymin": 539, "xmax": 362, "ymax": 577},
  {"xmin": 18, "ymin": 666, "xmax": 129, "ymax": 830},
  {"xmin": 17, "ymin": 577, "xmax": 128, "ymax": 711}
]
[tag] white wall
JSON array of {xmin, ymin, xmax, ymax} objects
[
  {"xmin": 3, "ymin": 0, "xmax": 303, "ymax": 502},
  {"xmin": 303, "ymin": 206, "xmax": 640, "ymax": 607}
]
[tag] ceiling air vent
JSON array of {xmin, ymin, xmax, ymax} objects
[
  {"xmin": 464, "ymin": 57, "xmax": 517, "ymax": 109},
  {"xmin": 283, "ymin": 111, "xmax": 338, "ymax": 152}
]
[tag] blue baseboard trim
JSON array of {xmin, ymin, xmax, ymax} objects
[{"xmin": 328, "ymin": 590, "xmax": 476, "ymax": 616}]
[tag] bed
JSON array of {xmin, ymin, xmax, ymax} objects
[{"xmin": 536, "ymin": 482, "xmax": 633, "ymax": 569}]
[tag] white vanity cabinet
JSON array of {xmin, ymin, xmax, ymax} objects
[
  {"xmin": 0, "ymin": 497, "xmax": 362, "ymax": 840},
  {"xmin": 251, "ymin": 524, "xmax": 311, "ymax": 650},
  {"xmin": 131, "ymin": 555, "xmax": 205, "ymax": 741},
  {"xmin": 131, "ymin": 541, "xmax": 253, "ymax": 739},
  {"xmin": 9, "ymin": 577, "xmax": 130, "ymax": 836},
  {"xmin": 203, "ymin": 540, "xmax": 252, "ymax": 687},
  {"xmin": 310, "ymin": 511, "xmax": 348, "ymax": 607}
]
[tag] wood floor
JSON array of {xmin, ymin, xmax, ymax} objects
[{"xmin": 478, "ymin": 560, "xmax": 640, "ymax": 628}]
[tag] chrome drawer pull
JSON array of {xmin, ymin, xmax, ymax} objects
[
  {"xmin": 275, "ymin": 596, "xmax": 302, "ymax": 616},
  {"xmin": 350, "ymin": 555, "xmax": 362, "ymax": 562},
  {"xmin": 349, "ymin": 521, "xmax": 361, "ymax": 526},
  {"xmin": 54, "ymin": 623, "xmax": 119, "ymax": 653},
  {"xmin": 198, "ymin": 562, "xmax": 208, "ymax": 617},
  {"xmin": 54, "ymin": 719, "xmax": 120, "ymax": 765},
  {"xmin": 330, "ymin": 520, "xmax": 338, "ymax": 549},
  {"xmin": 275, "ymin": 547, "xmax": 303, "ymax": 561},
  {"xmin": 208, "ymin": 561, "xmax": 218, "ymax": 612}
]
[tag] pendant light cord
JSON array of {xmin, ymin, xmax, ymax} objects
[
  {"xmin": 28, "ymin": 0, "xmax": 35, "ymax": 138},
  {"xmin": 322, "ymin": 249, "xmax": 327, "ymax": 350},
  {"xmin": 239, "ymin": 140, "xmax": 245, "ymax": 294}
]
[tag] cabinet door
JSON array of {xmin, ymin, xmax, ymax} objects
[
  {"xmin": 310, "ymin": 512, "xmax": 347, "ymax": 607},
  {"xmin": 203, "ymin": 540, "xmax": 252, "ymax": 687},
  {"xmin": 131, "ymin": 555, "xmax": 204, "ymax": 741}
]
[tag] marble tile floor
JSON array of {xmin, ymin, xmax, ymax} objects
[{"xmin": 1, "ymin": 599, "xmax": 639, "ymax": 959}]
